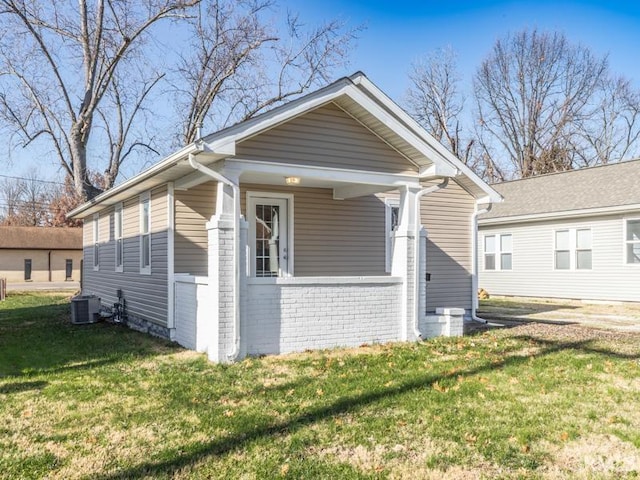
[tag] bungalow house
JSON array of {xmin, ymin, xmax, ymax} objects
[
  {"xmin": 69, "ymin": 72, "xmax": 501, "ymax": 362},
  {"xmin": 0, "ymin": 226, "xmax": 83, "ymax": 284},
  {"xmin": 478, "ymin": 159, "xmax": 640, "ymax": 303}
]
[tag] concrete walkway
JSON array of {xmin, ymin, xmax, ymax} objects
[{"xmin": 6, "ymin": 281, "xmax": 80, "ymax": 292}]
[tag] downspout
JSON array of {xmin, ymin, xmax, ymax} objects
[
  {"xmin": 413, "ymin": 177, "xmax": 449, "ymax": 340},
  {"xmin": 187, "ymin": 153, "xmax": 241, "ymax": 361},
  {"xmin": 470, "ymin": 202, "xmax": 492, "ymax": 323}
]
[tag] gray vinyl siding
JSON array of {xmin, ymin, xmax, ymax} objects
[
  {"xmin": 479, "ymin": 213, "xmax": 640, "ymax": 302},
  {"xmin": 174, "ymin": 181, "xmax": 217, "ymax": 276},
  {"xmin": 82, "ymin": 185, "xmax": 169, "ymax": 326},
  {"xmin": 421, "ymin": 181, "xmax": 474, "ymax": 311},
  {"xmin": 236, "ymin": 102, "xmax": 418, "ymax": 174},
  {"xmin": 383, "ymin": 180, "xmax": 475, "ymax": 311},
  {"xmin": 241, "ymin": 183, "xmax": 387, "ymax": 276}
]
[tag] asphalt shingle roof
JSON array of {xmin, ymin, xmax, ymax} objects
[
  {"xmin": 0, "ymin": 226, "xmax": 83, "ymax": 250},
  {"xmin": 482, "ymin": 159, "xmax": 640, "ymax": 220}
]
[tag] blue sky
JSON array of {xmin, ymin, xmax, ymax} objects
[
  {"xmin": 4, "ymin": 0, "xmax": 640, "ymax": 182},
  {"xmin": 283, "ymin": 0, "xmax": 640, "ymax": 102}
]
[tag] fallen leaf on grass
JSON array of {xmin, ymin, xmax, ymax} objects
[
  {"xmin": 432, "ymin": 381, "xmax": 449, "ymax": 393},
  {"xmin": 560, "ymin": 431, "xmax": 569, "ymax": 442}
]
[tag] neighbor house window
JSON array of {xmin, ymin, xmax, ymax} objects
[
  {"xmin": 139, "ymin": 192, "xmax": 151, "ymax": 274},
  {"xmin": 24, "ymin": 259, "xmax": 32, "ymax": 281},
  {"xmin": 626, "ymin": 219, "xmax": 640, "ymax": 264},
  {"xmin": 555, "ymin": 228, "xmax": 592, "ymax": 270},
  {"xmin": 385, "ymin": 199, "xmax": 400, "ymax": 273},
  {"xmin": 484, "ymin": 235, "xmax": 496, "ymax": 270},
  {"xmin": 115, "ymin": 202, "xmax": 124, "ymax": 272},
  {"xmin": 576, "ymin": 229, "xmax": 592, "ymax": 270},
  {"xmin": 484, "ymin": 234, "xmax": 512, "ymax": 270},
  {"xmin": 93, "ymin": 213, "xmax": 99, "ymax": 270},
  {"xmin": 65, "ymin": 259, "xmax": 73, "ymax": 280}
]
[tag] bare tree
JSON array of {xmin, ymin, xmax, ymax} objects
[
  {"xmin": 572, "ymin": 76, "xmax": 640, "ymax": 167},
  {"xmin": 19, "ymin": 170, "xmax": 50, "ymax": 226},
  {"xmin": 174, "ymin": 0, "xmax": 359, "ymax": 143},
  {"xmin": 474, "ymin": 28, "xmax": 608, "ymax": 178},
  {"xmin": 0, "ymin": 178, "xmax": 25, "ymax": 225},
  {"xmin": 0, "ymin": 0, "xmax": 198, "ymax": 199},
  {"xmin": 406, "ymin": 46, "xmax": 474, "ymax": 164}
]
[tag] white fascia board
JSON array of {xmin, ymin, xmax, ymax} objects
[
  {"xmin": 68, "ymin": 140, "xmax": 235, "ymax": 218},
  {"xmin": 227, "ymin": 158, "xmax": 421, "ymax": 188},
  {"xmin": 202, "ymin": 81, "xmax": 353, "ymax": 146},
  {"xmin": 352, "ymin": 74, "xmax": 501, "ymax": 203},
  {"xmin": 478, "ymin": 203, "xmax": 640, "ymax": 226}
]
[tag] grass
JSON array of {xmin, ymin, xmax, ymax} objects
[{"xmin": 1, "ymin": 292, "xmax": 639, "ymax": 479}]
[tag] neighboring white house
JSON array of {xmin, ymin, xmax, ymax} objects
[
  {"xmin": 69, "ymin": 72, "xmax": 501, "ymax": 363},
  {"xmin": 478, "ymin": 159, "xmax": 640, "ymax": 303}
]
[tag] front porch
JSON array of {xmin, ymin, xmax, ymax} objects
[{"xmin": 170, "ymin": 158, "xmax": 464, "ymax": 362}]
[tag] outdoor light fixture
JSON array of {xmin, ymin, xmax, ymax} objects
[{"xmin": 285, "ymin": 176, "xmax": 301, "ymax": 185}]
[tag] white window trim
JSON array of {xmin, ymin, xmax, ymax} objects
[
  {"xmin": 624, "ymin": 217, "xmax": 640, "ymax": 266},
  {"xmin": 114, "ymin": 202, "xmax": 124, "ymax": 273},
  {"xmin": 483, "ymin": 233, "xmax": 512, "ymax": 271},
  {"xmin": 385, "ymin": 198, "xmax": 400, "ymax": 273},
  {"xmin": 139, "ymin": 191, "xmax": 151, "ymax": 275},
  {"xmin": 246, "ymin": 191, "xmax": 294, "ymax": 278},
  {"xmin": 93, "ymin": 213, "xmax": 99, "ymax": 271},
  {"xmin": 553, "ymin": 228, "xmax": 592, "ymax": 271}
]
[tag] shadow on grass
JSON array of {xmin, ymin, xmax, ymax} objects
[
  {"xmin": 0, "ymin": 294, "xmax": 179, "ymax": 378},
  {"xmin": 478, "ymin": 299, "xmax": 580, "ymax": 316},
  {"xmin": 94, "ymin": 336, "xmax": 639, "ymax": 480},
  {"xmin": 0, "ymin": 379, "xmax": 48, "ymax": 394}
]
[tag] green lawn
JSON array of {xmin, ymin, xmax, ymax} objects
[{"xmin": 1, "ymin": 292, "xmax": 639, "ymax": 479}]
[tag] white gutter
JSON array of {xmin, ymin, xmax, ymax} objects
[
  {"xmin": 187, "ymin": 153, "xmax": 242, "ymax": 362},
  {"xmin": 471, "ymin": 202, "xmax": 492, "ymax": 323},
  {"xmin": 413, "ymin": 177, "xmax": 449, "ymax": 339}
]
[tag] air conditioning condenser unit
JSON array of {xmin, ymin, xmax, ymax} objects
[{"xmin": 71, "ymin": 295, "xmax": 101, "ymax": 324}]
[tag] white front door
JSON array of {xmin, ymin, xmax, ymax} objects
[{"xmin": 248, "ymin": 195, "xmax": 291, "ymax": 277}]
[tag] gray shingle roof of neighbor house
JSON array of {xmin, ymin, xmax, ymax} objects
[
  {"xmin": 0, "ymin": 226, "xmax": 83, "ymax": 250},
  {"xmin": 480, "ymin": 158, "xmax": 640, "ymax": 221}
]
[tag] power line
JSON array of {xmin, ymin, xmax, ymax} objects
[{"xmin": 0, "ymin": 173, "xmax": 65, "ymax": 185}]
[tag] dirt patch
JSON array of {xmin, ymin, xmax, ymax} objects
[
  {"xmin": 314, "ymin": 439, "xmax": 501, "ymax": 479},
  {"xmin": 541, "ymin": 434, "xmax": 640, "ymax": 478}
]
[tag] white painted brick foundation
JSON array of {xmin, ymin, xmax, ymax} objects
[{"xmin": 244, "ymin": 278, "xmax": 403, "ymax": 355}]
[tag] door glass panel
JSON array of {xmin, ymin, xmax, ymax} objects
[{"xmin": 255, "ymin": 204, "xmax": 281, "ymax": 277}]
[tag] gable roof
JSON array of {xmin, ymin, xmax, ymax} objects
[
  {"xmin": 69, "ymin": 72, "xmax": 500, "ymax": 218},
  {"xmin": 480, "ymin": 159, "xmax": 640, "ymax": 224},
  {"xmin": 0, "ymin": 226, "xmax": 83, "ymax": 250}
]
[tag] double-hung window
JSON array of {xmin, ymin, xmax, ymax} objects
[
  {"xmin": 385, "ymin": 199, "xmax": 400, "ymax": 273},
  {"xmin": 93, "ymin": 213, "xmax": 100, "ymax": 270},
  {"xmin": 139, "ymin": 192, "xmax": 151, "ymax": 274},
  {"xmin": 484, "ymin": 234, "xmax": 512, "ymax": 270},
  {"xmin": 115, "ymin": 203, "xmax": 124, "ymax": 272},
  {"xmin": 555, "ymin": 228, "xmax": 592, "ymax": 270},
  {"xmin": 626, "ymin": 219, "xmax": 640, "ymax": 264}
]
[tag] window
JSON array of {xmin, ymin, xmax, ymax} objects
[
  {"xmin": 484, "ymin": 235, "xmax": 496, "ymax": 270},
  {"xmin": 500, "ymin": 234, "xmax": 513, "ymax": 270},
  {"xmin": 483, "ymin": 234, "xmax": 512, "ymax": 270},
  {"xmin": 115, "ymin": 203, "xmax": 124, "ymax": 272},
  {"xmin": 385, "ymin": 199, "xmax": 400, "ymax": 272},
  {"xmin": 93, "ymin": 213, "xmax": 99, "ymax": 270},
  {"xmin": 247, "ymin": 193, "xmax": 292, "ymax": 277},
  {"xmin": 24, "ymin": 259, "xmax": 32, "ymax": 281},
  {"xmin": 576, "ymin": 229, "xmax": 592, "ymax": 270},
  {"xmin": 626, "ymin": 219, "xmax": 640, "ymax": 264},
  {"xmin": 65, "ymin": 259, "xmax": 73, "ymax": 280},
  {"xmin": 139, "ymin": 192, "xmax": 151, "ymax": 274},
  {"xmin": 555, "ymin": 230, "xmax": 570, "ymax": 270},
  {"xmin": 555, "ymin": 228, "xmax": 592, "ymax": 270}
]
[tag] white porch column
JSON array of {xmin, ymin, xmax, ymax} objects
[
  {"xmin": 206, "ymin": 182, "xmax": 237, "ymax": 363},
  {"xmin": 391, "ymin": 186, "xmax": 420, "ymax": 341}
]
